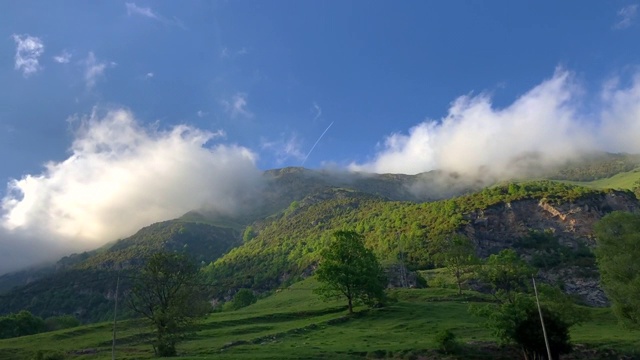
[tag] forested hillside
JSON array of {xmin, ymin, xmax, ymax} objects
[
  {"xmin": 206, "ymin": 181, "xmax": 637, "ymax": 302},
  {"xmin": 1, "ymin": 154, "xmax": 640, "ymax": 324},
  {"xmin": 0, "ymin": 220, "xmax": 240, "ymax": 322}
]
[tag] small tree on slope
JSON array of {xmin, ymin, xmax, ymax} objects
[
  {"xmin": 128, "ymin": 252, "xmax": 208, "ymax": 357},
  {"xmin": 314, "ymin": 230, "xmax": 387, "ymax": 314}
]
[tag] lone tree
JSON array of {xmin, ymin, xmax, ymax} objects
[
  {"xmin": 128, "ymin": 252, "xmax": 208, "ymax": 357},
  {"xmin": 594, "ymin": 211, "xmax": 640, "ymax": 328},
  {"xmin": 315, "ymin": 230, "xmax": 387, "ymax": 314},
  {"xmin": 434, "ymin": 234, "xmax": 479, "ymax": 295}
]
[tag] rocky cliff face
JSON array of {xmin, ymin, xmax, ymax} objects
[{"xmin": 462, "ymin": 190, "xmax": 638, "ymax": 306}]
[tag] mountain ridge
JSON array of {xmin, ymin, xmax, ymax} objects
[{"xmin": 1, "ymin": 153, "xmax": 639, "ymax": 321}]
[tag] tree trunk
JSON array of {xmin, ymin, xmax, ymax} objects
[{"xmin": 348, "ymin": 297, "xmax": 353, "ymax": 314}]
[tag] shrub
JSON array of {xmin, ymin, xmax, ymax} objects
[
  {"xmin": 513, "ymin": 308, "xmax": 572, "ymax": 359},
  {"xmin": 230, "ymin": 289, "xmax": 257, "ymax": 310},
  {"xmin": 434, "ymin": 328, "xmax": 459, "ymax": 354}
]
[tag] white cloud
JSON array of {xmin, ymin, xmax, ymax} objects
[
  {"xmin": 53, "ymin": 50, "xmax": 72, "ymax": 64},
  {"xmin": 350, "ymin": 69, "xmax": 640, "ymax": 177},
  {"xmin": 83, "ymin": 52, "xmax": 113, "ymax": 89},
  {"xmin": 125, "ymin": 2, "xmax": 185, "ymax": 28},
  {"xmin": 145, "ymin": 72, "xmax": 154, "ymax": 79},
  {"xmin": 196, "ymin": 110, "xmax": 208, "ymax": 118},
  {"xmin": 614, "ymin": 4, "xmax": 638, "ymax": 29},
  {"xmin": 0, "ymin": 108, "xmax": 261, "ymax": 273},
  {"xmin": 261, "ymin": 134, "xmax": 305, "ymax": 164},
  {"xmin": 125, "ymin": 2, "xmax": 159, "ymax": 20},
  {"xmin": 221, "ymin": 93, "xmax": 254, "ymax": 119},
  {"xmin": 12, "ymin": 34, "xmax": 44, "ymax": 76}
]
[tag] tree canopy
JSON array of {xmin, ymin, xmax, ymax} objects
[
  {"xmin": 0, "ymin": 310, "xmax": 45, "ymax": 339},
  {"xmin": 128, "ymin": 252, "xmax": 208, "ymax": 357},
  {"xmin": 594, "ymin": 211, "xmax": 640, "ymax": 328},
  {"xmin": 471, "ymin": 249, "xmax": 578, "ymax": 359},
  {"xmin": 314, "ymin": 230, "xmax": 387, "ymax": 314},
  {"xmin": 479, "ymin": 249, "xmax": 535, "ymax": 304}
]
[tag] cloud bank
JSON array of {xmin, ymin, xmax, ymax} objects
[
  {"xmin": 350, "ymin": 70, "xmax": 640, "ymax": 177},
  {"xmin": 0, "ymin": 108, "xmax": 261, "ymax": 274}
]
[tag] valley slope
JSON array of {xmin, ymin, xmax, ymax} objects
[{"xmin": 1, "ymin": 153, "xmax": 640, "ymax": 322}]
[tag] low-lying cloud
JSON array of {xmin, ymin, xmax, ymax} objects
[
  {"xmin": 350, "ymin": 69, "xmax": 640, "ymax": 177},
  {"xmin": 0, "ymin": 108, "xmax": 261, "ymax": 274}
]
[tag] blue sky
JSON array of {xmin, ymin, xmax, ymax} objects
[
  {"xmin": 2, "ymin": 1, "xmax": 640, "ymax": 272},
  {"xmin": 2, "ymin": 1, "xmax": 639, "ymax": 179}
]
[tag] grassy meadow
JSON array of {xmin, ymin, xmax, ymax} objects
[
  {"xmin": 0, "ymin": 277, "xmax": 638, "ymax": 360},
  {"xmin": 563, "ymin": 168, "xmax": 640, "ymax": 190}
]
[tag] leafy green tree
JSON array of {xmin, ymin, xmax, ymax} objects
[
  {"xmin": 128, "ymin": 252, "xmax": 209, "ymax": 357},
  {"xmin": 230, "ymin": 289, "xmax": 257, "ymax": 310},
  {"xmin": 472, "ymin": 290, "xmax": 574, "ymax": 359},
  {"xmin": 314, "ymin": 230, "xmax": 387, "ymax": 314},
  {"xmin": 594, "ymin": 211, "xmax": 640, "ymax": 328},
  {"xmin": 242, "ymin": 226, "xmax": 256, "ymax": 242},
  {"xmin": 0, "ymin": 310, "xmax": 45, "ymax": 339},
  {"xmin": 479, "ymin": 249, "xmax": 535, "ymax": 304},
  {"xmin": 434, "ymin": 234, "xmax": 479, "ymax": 295},
  {"xmin": 472, "ymin": 249, "xmax": 580, "ymax": 358},
  {"xmin": 513, "ymin": 307, "xmax": 572, "ymax": 360},
  {"xmin": 471, "ymin": 293, "xmax": 535, "ymax": 346}
]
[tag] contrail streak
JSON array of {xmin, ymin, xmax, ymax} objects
[{"xmin": 302, "ymin": 121, "xmax": 334, "ymax": 166}]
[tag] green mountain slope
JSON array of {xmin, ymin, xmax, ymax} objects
[
  {"xmin": 562, "ymin": 167, "xmax": 640, "ymax": 190},
  {"xmin": 2, "ymin": 154, "xmax": 640, "ymax": 323},
  {"xmin": 75, "ymin": 219, "xmax": 240, "ymax": 270},
  {"xmin": 546, "ymin": 153, "xmax": 640, "ymax": 181},
  {"xmin": 0, "ymin": 220, "xmax": 241, "ymax": 322},
  {"xmin": 206, "ymin": 181, "xmax": 636, "ymax": 300}
]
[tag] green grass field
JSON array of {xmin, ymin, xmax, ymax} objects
[
  {"xmin": 1, "ymin": 278, "xmax": 639, "ymax": 359},
  {"xmin": 562, "ymin": 168, "xmax": 640, "ymax": 190}
]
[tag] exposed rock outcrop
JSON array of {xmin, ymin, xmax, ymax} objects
[{"xmin": 462, "ymin": 190, "xmax": 638, "ymax": 306}]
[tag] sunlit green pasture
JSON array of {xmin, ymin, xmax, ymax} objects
[{"xmin": 1, "ymin": 278, "xmax": 638, "ymax": 359}]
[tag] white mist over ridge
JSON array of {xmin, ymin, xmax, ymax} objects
[
  {"xmin": 350, "ymin": 70, "xmax": 640, "ymax": 176},
  {"xmin": 3, "ymin": 69, "xmax": 640, "ymax": 274},
  {"xmin": 0, "ymin": 108, "xmax": 262, "ymax": 274}
]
